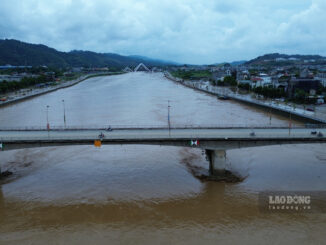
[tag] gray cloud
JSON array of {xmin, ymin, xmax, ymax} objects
[{"xmin": 0, "ymin": 0, "xmax": 324, "ymax": 64}]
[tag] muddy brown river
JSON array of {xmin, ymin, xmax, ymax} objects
[{"xmin": 0, "ymin": 73, "xmax": 326, "ymax": 244}]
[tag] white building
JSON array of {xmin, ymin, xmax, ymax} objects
[
  {"xmin": 258, "ymin": 73, "xmax": 272, "ymax": 87},
  {"xmin": 315, "ymin": 73, "xmax": 326, "ymax": 87},
  {"xmin": 0, "ymin": 74, "xmax": 23, "ymax": 82}
]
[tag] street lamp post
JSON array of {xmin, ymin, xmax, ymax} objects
[
  {"xmin": 168, "ymin": 100, "xmax": 171, "ymax": 136},
  {"xmin": 46, "ymin": 105, "xmax": 50, "ymax": 130},
  {"xmin": 288, "ymin": 111, "xmax": 292, "ymax": 136},
  {"xmin": 62, "ymin": 99, "xmax": 66, "ymax": 128}
]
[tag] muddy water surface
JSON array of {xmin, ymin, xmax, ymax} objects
[{"xmin": 0, "ymin": 73, "xmax": 325, "ymax": 244}]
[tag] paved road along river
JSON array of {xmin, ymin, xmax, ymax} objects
[{"xmin": 0, "ymin": 72, "xmax": 325, "ymax": 244}]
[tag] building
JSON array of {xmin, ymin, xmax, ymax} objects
[
  {"xmin": 151, "ymin": 67, "xmax": 162, "ymax": 72},
  {"xmin": 211, "ymin": 71, "xmax": 225, "ymax": 81},
  {"xmin": 250, "ymin": 77, "xmax": 263, "ymax": 88},
  {"xmin": 288, "ymin": 78, "xmax": 321, "ymax": 98},
  {"xmin": 238, "ymin": 79, "xmax": 253, "ymax": 88},
  {"xmin": 315, "ymin": 73, "xmax": 326, "ymax": 87},
  {"xmin": 0, "ymin": 65, "xmax": 32, "ymax": 69},
  {"xmin": 72, "ymin": 67, "xmax": 83, "ymax": 73},
  {"xmin": 237, "ymin": 70, "xmax": 249, "ymax": 81},
  {"xmin": 0, "ymin": 75, "xmax": 22, "ymax": 82},
  {"xmin": 299, "ymin": 68, "xmax": 314, "ymax": 78},
  {"xmin": 0, "ymin": 73, "xmax": 36, "ymax": 82},
  {"xmin": 258, "ymin": 73, "xmax": 272, "ymax": 87}
]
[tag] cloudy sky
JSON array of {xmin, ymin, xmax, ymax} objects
[{"xmin": 1, "ymin": 0, "xmax": 325, "ymax": 64}]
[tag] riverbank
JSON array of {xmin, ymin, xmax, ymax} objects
[
  {"xmin": 165, "ymin": 72, "xmax": 326, "ymax": 124},
  {"xmin": 0, "ymin": 72, "xmax": 123, "ymax": 108}
]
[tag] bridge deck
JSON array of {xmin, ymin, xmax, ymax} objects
[
  {"xmin": 1, "ymin": 128, "xmax": 325, "ymax": 151},
  {"xmin": 1, "ymin": 128, "xmax": 325, "ymax": 141}
]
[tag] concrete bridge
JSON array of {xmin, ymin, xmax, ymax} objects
[{"xmin": 1, "ymin": 126, "xmax": 326, "ymax": 178}]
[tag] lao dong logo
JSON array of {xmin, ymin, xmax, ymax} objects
[
  {"xmin": 269, "ymin": 195, "xmax": 311, "ymax": 205},
  {"xmin": 258, "ymin": 191, "xmax": 326, "ymax": 213}
]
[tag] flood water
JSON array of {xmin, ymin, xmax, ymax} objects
[{"xmin": 0, "ymin": 72, "xmax": 326, "ymax": 244}]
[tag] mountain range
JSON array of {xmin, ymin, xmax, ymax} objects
[
  {"xmin": 0, "ymin": 39, "xmax": 175, "ymax": 68},
  {"xmin": 245, "ymin": 53, "xmax": 326, "ymax": 65},
  {"xmin": 1, "ymin": 39, "xmax": 325, "ymax": 68}
]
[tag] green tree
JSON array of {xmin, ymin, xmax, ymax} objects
[
  {"xmin": 223, "ymin": 76, "xmax": 237, "ymax": 86},
  {"xmin": 294, "ymin": 89, "xmax": 307, "ymax": 103}
]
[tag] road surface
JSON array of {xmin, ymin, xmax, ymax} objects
[{"xmin": 1, "ymin": 128, "xmax": 325, "ymax": 141}]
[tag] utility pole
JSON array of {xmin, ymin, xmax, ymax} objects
[
  {"xmin": 288, "ymin": 111, "xmax": 292, "ymax": 136},
  {"xmin": 168, "ymin": 100, "xmax": 171, "ymax": 136},
  {"xmin": 62, "ymin": 99, "xmax": 66, "ymax": 128},
  {"xmin": 46, "ymin": 105, "xmax": 50, "ymax": 131}
]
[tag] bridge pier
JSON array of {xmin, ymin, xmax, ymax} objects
[
  {"xmin": 206, "ymin": 149, "xmax": 227, "ymax": 176},
  {"xmin": 205, "ymin": 149, "xmax": 241, "ymax": 182}
]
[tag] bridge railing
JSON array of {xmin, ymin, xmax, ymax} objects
[
  {"xmin": 1, "ymin": 130, "xmax": 325, "ymax": 142},
  {"xmin": 0, "ymin": 123, "xmax": 326, "ymax": 131}
]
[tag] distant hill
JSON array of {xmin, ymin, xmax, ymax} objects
[
  {"xmin": 128, "ymin": 55, "xmax": 179, "ymax": 65},
  {"xmin": 211, "ymin": 60, "xmax": 247, "ymax": 67},
  {"xmin": 230, "ymin": 60, "xmax": 247, "ymax": 66},
  {"xmin": 246, "ymin": 53, "xmax": 326, "ymax": 65},
  {"xmin": 0, "ymin": 39, "xmax": 175, "ymax": 68}
]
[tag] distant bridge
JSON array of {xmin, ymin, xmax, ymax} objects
[{"xmin": 1, "ymin": 125, "xmax": 325, "ymax": 178}]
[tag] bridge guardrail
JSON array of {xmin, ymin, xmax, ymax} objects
[
  {"xmin": 1, "ymin": 128, "xmax": 325, "ymax": 142},
  {"xmin": 0, "ymin": 123, "xmax": 326, "ymax": 131}
]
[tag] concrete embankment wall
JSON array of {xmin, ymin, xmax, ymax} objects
[
  {"xmin": 0, "ymin": 72, "xmax": 122, "ymax": 108},
  {"xmin": 229, "ymin": 96, "xmax": 326, "ymax": 124},
  {"xmin": 164, "ymin": 73, "xmax": 326, "ymax": 125}
]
